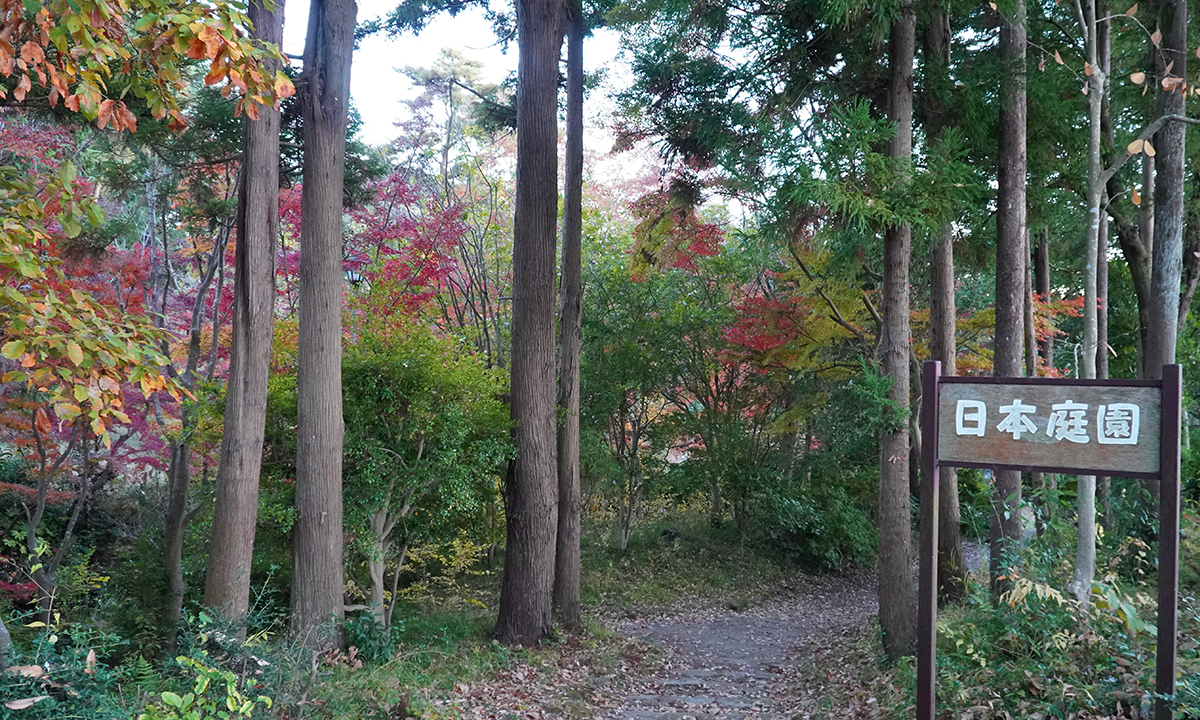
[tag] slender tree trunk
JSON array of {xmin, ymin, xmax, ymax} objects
[
  {"xmin": 495, "ymin": 0, "xmax": 564, "ymax": 646},
  {"xmin": 553, "ymin": 0, "xmax": 584, "ymax": 629},
  {"xmin": 204, "ymin": 0, "xmax": 283, "ymax": 624},
  {"xmin": 1035, "ymin": 227, "xmax": 1053, "ymax": 367},
  {"xmin": 878, "ymin": 2, "xmax": 917, "ymax": 660},
  {"xmin": 923, "ymin": 0, "xmax": 965, "ymax": 604},
  {"xmin": 991, "ymin": 0, "xmax": 1026, "ymax": 602},
  {"xmin": 291, "ymin": 0, "xmax": 356, "ymax": 646},
  {"xmin": 1069, "ymin": 0, "xmax": 1105, "ymax": 603},
  {"xmin": 163, "ymin": 436, "xmax": 189, "ymax": 651}
]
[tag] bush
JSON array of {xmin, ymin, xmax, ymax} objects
[{"xmin": 758, "ymin": 482, "xmax": 876, "ymax": 571}]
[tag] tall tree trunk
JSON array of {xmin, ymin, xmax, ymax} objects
[
  {"xmin": 495, "ymin": 0, "xmax": 564, "ymax": 646},
  {"xmin": 922, "ymin": 0, "xmax": 965, "ymax": 604},
  {"xmin": 554, "ymin": 0, "xmax": 584, "ymax": 629},
  {"xmin": 991, "ymin": 0, "xmax": 1026, "ymax": 602},
  {"xmin": 878, "ymin": 1, "xmax": 917, "ymax": 660},
  {"xmin": 1146, "ymin": 0, "xmax": 1186, "ymax": 381},
  {"xmin": 1069, "ymin": 0, "xmax": 1105, "ymax": 603},
  {"xmin": 291, "ymin": 0, "xmax": 356, "ymax": 646},
  {"xmin": 204, "ymin": 0, "xmax": 283, "ymax": 624}
]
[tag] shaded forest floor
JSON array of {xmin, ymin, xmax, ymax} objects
[
  {"xmin": 423, "ymin": 569, "xmax": 891, "ymax": 720},
  {"xmin": 409, "ymin": 540, "xmax": 993, "ymax": 720}
]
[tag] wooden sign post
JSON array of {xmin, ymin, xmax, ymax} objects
[{"xmin": 917, "ymin": 362, "xmax": 1183, "ymax": 720}]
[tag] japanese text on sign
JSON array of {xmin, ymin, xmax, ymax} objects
[
  {"xmin": 936, "ymin": 382, "xmax": 1162, "ymax": 476},
  {"xmin": 955, "ymin": 399, "xmax": 1140, "ymax": 445}
]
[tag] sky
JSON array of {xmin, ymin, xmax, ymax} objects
[{"xmin": 282, "ymin": 0, "xmax": 625, "ymax": 147}]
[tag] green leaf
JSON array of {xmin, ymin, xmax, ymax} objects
[
  {"xmin": 134, "ymin": 13, "xmax": 159, "ymax": 30},
  {"xmin": 0, "ymin": 340, "xmax": 24, "ymax": 359},
  {"xmin": 161, "ymin": 691, "xmax": 183, "ymax": 709}
]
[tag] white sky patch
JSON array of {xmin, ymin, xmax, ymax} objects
[{"xmin": 283, "ymin": 0, "xmax": 626, "ymax": 147}]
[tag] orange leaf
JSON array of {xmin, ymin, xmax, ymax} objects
[
  {"xmin": 1132, "ymin": 187, "xmax": 1142, "ymax": 205},
  {"xmin": 1084, "ymin": 62, "xmax": 1094, "ymax": 76},
  {"xmin": 13, "ymin": 72, "xmax": 30, "ymax": 101},
  {"xmin": 19, "ymin": 41, "xmax": 44, "ymax": 65},
  {"xmin": 96, "ymin": 99, "xmax": 114, "ymax": 129},
  {"xmin": 187, "ymin": 37, "xmax": 206, "ymax": 60},
  {"xmin": 34, "ymin": 408, "xmax": 51, "ymax": 435}
]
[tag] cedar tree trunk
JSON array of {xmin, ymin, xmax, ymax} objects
[
  {"xmin": 923, "ymin": 0, "xmax": 966, "ymax": 604},
  {"xmin": 204, "ymin": 0, "xmax": 283, "ymax": 623},
  {"xmin": 991, "ymin": 0, "xmax": 1026, "ymax": 602},
  {"xmin": 495, "ymin": 0, "xmax": 564, "ymax": 645},
  {"xmin": 554, "ymin": 0, "xmax": 584, "ymax": 628},
  {"xmin": 878, "ymin": 1, "xmax": 917, "ymax": 660},
  {"xmin": 291, "ymin": 0, "xmax": 356, "ymax": 645}
]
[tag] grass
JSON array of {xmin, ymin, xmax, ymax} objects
[{"xmin": 580, "ymin": 510, "xmax": 795, "ymax": 613}]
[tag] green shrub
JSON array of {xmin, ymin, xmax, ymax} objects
[
  {"xmin": 137, "ymin": 653, "xmax": 273, "ymax": 720},
  {"xmin": 758, "ymin": 483, "xmax": 876, "ymax": 571}
]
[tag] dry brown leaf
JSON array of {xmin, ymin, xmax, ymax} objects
[
  {"xmin": 4, "ymin": 696, "xmax": 50, "ymax": 710},
  {"xmin": 1084, "ymin": 62, "xmax": 1094, "ymax": 76},
  {"xmin": 1128, "ymin": 138, "xmax": 1145, "ymax": 154},
  {"xmin": 1054, "ymin": 50, "xmax": 1064, "ymax": 65},
  {"xmin": 1152, "ymin": 27, "xmax": 1163, "ymax": 45},
  {"xmin": 5, "ymin": 666, "xmax": 44, "ymax": 679},
  {"xmin": 1125, "ymin": 2, "xmax": 1137, "ymax": 15},
  {"xmin": 1131, "ymin": 71, "xmax": 1146, "ymax": 84},
  {"xmin": 1145, "ymin": 140, "xmax": 1157, "ymax": 157}
]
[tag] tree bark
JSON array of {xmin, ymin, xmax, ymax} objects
[
  {"xmin": 291, "ymin": 0, "xmax": 356, "ymax": 646},
  {"xmin": 1145, "ymin": 0, "xmax": 1186, "ymax": 381},
  {"xmin": 495, "ymin": 0, "xmax": 564, "ymax": 646},
  {"xmin": 991, "ymin": 0, "xmax": 1026, "ymax": 602},
  {"xmin": 204, "ymin": 0, "xmax": 283, "ymax": 626},
  {"xmin": 163, "ymin": 437, "xmax": 189, "ymax": 650},
  {"xmin": 1035, "ymin": 226, "xmax": 1053, "ymax": 367},
  {"xmin": 922, "ymin": 0, "xmax": 965, "ymax": 605},
  {"xmin": 878, "ymin": 2, "xmax": 917, "ymax": 660},
  {"xmin": 554, "ymin": 0, "xmax": 584, "ymax": 629},
  {"xmin": 1069, "ymin": 0, "xmax": 1105, "ymax": 603}
]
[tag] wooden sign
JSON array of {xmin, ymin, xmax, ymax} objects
[
  {"xmin": 938, "ymin": 380, "xmax": 1162, "ymax": 477},
  {"xmin": 917, "ymin": 363, "xmax": 1183, "ymax": 720}
]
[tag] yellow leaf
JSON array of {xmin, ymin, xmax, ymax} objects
[
  {"xmin": 0, "ymin": 340, "xmax": 24, "ymax": 359},
  {"xmin": 67, "ymin": 342, "xmax": 83, "ymax": 366}
]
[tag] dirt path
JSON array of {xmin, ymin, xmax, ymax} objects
[
  {"xmin": 602, "ymin": 572, "xmax": 878, "ymax": 720},
  {"xmin": 440, "ymin": 545, "xmax": 987, "ymax": 719},
  {"xmin": 600, "ymin": 543, "xmax": 988, "ymax": 720}
]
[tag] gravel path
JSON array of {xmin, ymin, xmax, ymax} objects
[
  {"xmin": 603, "ymin": 572, "xmax": 877, "ymax": 720},
  {"xmin": 602, "ymin": 542, "xmax": 989, "ymax": 720}
]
